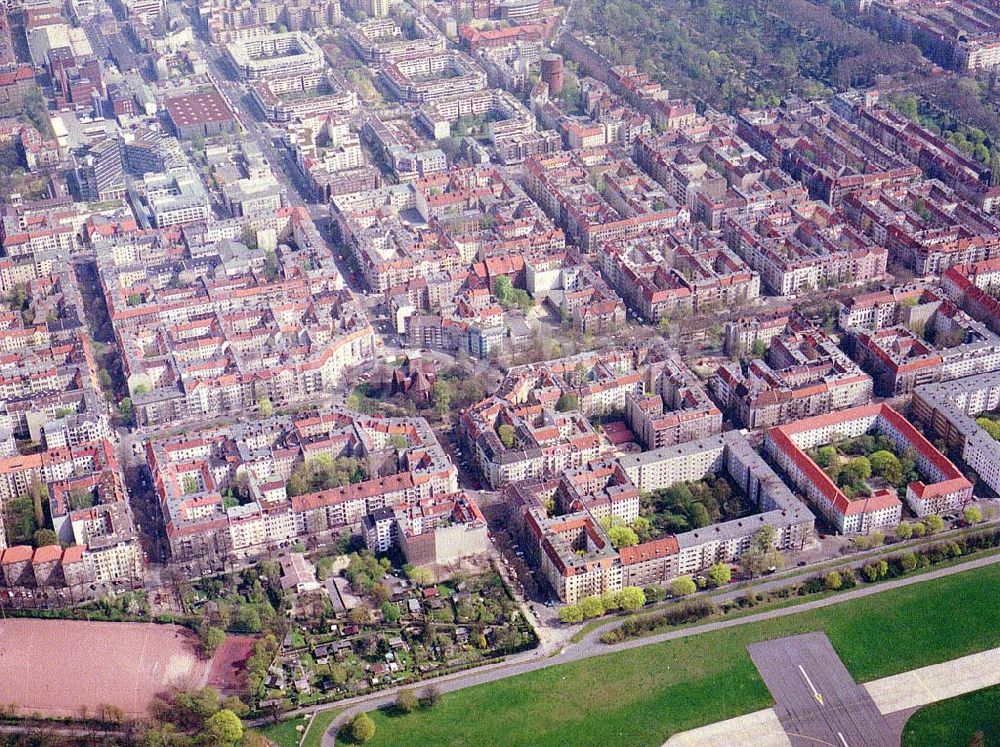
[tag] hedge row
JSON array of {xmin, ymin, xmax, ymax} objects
[{"xmin": 600, "ymin": 527, "xmax": 1000, "ymax": 644}]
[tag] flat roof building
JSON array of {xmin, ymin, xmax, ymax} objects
[
  {"xmin": 164, "ymin": 87, "xmax": 239, "ymax": 139},
  {"xmin": 226, "ymin": 31, "xmax": 324, "ymax": 82}
]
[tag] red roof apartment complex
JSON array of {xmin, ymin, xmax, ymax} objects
[{"xmin": 765, "ymin": 404, "xmax": 972, "ymax": 533}]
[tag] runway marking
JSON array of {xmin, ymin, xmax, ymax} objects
[
  {"xmin": 837, "ymin": 733, "xmax": 849, "ymax": 747},
  {"xmin": 913, "ymin": 671, "xmax": 937, "ymax": 704},
  {"xmin": 785, "ymin": 733, "xmax": 838, "ymax": 746},
  {"xmin": 798, "ymin": 664, "xmax": 824, "ymax": 705}
]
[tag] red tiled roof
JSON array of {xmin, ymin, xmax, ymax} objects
[
  {"xmin": 61, "ymin": 545, "xmax": 86, "ymax": 564},
  {"xmin": 0, "ymin": 66, "xmax": 33, "ymax": 87},
  {"xmin": 909, "ymin": 477, "xmax": 972, "ymax": 500},
  {"xmin": 619, "ymin": 536, "xmax": 678, "ymax": 564},
  {"xmin": 32, "ymin": 544, "xmax": 62, "ymax": 563},
  {"xmin": 767, "ymin": 403, "xmax": 969, "ymax": 517},
  {"xmin": 775, "ymin": 404, "xmax": 882, "ymax": 436},
  {"xmin": 1, "ymin": 545, "xmax": 33, "ymax": 563},
  {"xmin": 290, "ymin": 472, "xmax": 415, "ymax": 512},
  {"xmin": 878, "ymin": 405, "xmax": 965, "ymax": 482}
]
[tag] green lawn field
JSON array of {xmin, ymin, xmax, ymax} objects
[
  {"xmin": 257, "ymin": 716, "xmax": 307, "ymax": 747},
  {"xmin": 336, "ymin": 564, "xmax": 1000, "ymax": 747},
  {"xmin": 258, "ymin": 709, "xmax": 339, "ymax": 747},
  {"xmin": 302, "ymin": 710, "xmax": 340, "ymax": 747},
  {"xmin": 903, "ymin": 684, "xmax": 1000, "ymax": 747}
]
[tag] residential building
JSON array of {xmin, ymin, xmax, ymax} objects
[
  {"xmin": 724, "ymin": 201, "xmax": 887, "ymax": 296},
  {"xmin": 765, "ymin": 404, "xmax": 971, "ymax": 531},
  {"xmin": 150, "ymin": 408, "xmax": 457, "ymax": 568},
  {"xmin": 509, "ymin": 429, "xmax": 814, "ymax": 601},
  {"xmin": 913, "ymin": 372, "xmax": 1000, "ymax": 498},
  {"xmin": 712, "ymin": 324, "xmax": 873, "ymax": 430},
  {"xmin": 599, "ymin": 225, "xmax": 759, "ymax": 321}
]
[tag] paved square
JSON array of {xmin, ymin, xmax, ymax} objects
[{"xmin": 748, "ymin": 632, "xmax": 895, "ymax": 747}]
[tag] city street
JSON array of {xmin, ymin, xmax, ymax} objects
[{"xmin": 187, "ymin": 29, "xmax": 370, "ymax": 303}]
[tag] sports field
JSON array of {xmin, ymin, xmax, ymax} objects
[
  {"xmin": 0, "ymin": 619, "xmax": 210, "ymax": 718},
  {"xmin": 338, "ymin": 564, "xmax": 1000, "ymax": 747}
]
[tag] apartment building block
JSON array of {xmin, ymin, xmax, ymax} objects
[
  {"xmin": 912, "ymin": 372, "xmax": 1000, "ymax": 497},
  {"xmin": 841, "ymin": 180, "xmax": 1000, "ymax": 274},
  {"xmin": 712, "ymin": 324, "xmax": 873, "ymax": 430},
  {"xmin": 864, "ymin": 0, "xmax": 1000, "ymax": 71},
  {"xmin": 724, "ymin": 201, "xmax": 887, "ymax": 296},
  {"xmin": 371, "ymin": 491, "xmax": 490, "ymax": 568},
  {"xmin": 837, "ymin": 92, "xmax": 1000, "ymax": 215},
  {"xmin": 150, "ymin": 408, "xmax": 458, "ymax": 569},
  {"xmin": 599, "ymin": 225, "xmax": 760, "ymax": 321},
  {"xmin": 523, "ymin": 147, "xmax": 690, "ymax": 251},
  {"xmin": 509, "ymin": 430, "xmax": 814, "ymax": 602},
  {"xmin": 625, "ymin": 355, "xmax": 722, "ymax": 449},
  {"xmin": 843, "ymin": 288, "xmax": 1000, "ymax": 396},
  {"xmin": 464, "ymin": 347, "xmax": 721, "ymax": 487},
  {"xmin": 347, "ymin": 17, "xmax": 446, "ymax": 64},
  {"xmin": 226, "ymin": 31, "xmax": 324, "ymax": 81},
  {"xmin": 334, "ymin": 167, "xmax": 560, "ymax": 292},
  {"xmin": 737, "ymin": 100, "xmax": 921, "ymax": 207},
  {"xmin": 100, "ymin": 209, "xmax": 375, "ymax": 426},
  {"xmin": 766, "ymin": 404, "xmax": 971, "ymax": 531},
  {"xmin": 942, "ymin": 260, "xmax": 1000, "ymax": 335}
]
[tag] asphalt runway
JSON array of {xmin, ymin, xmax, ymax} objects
[{"xmin": 748, "ymin": 632, "xmax": 895, "ymax": 747}]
